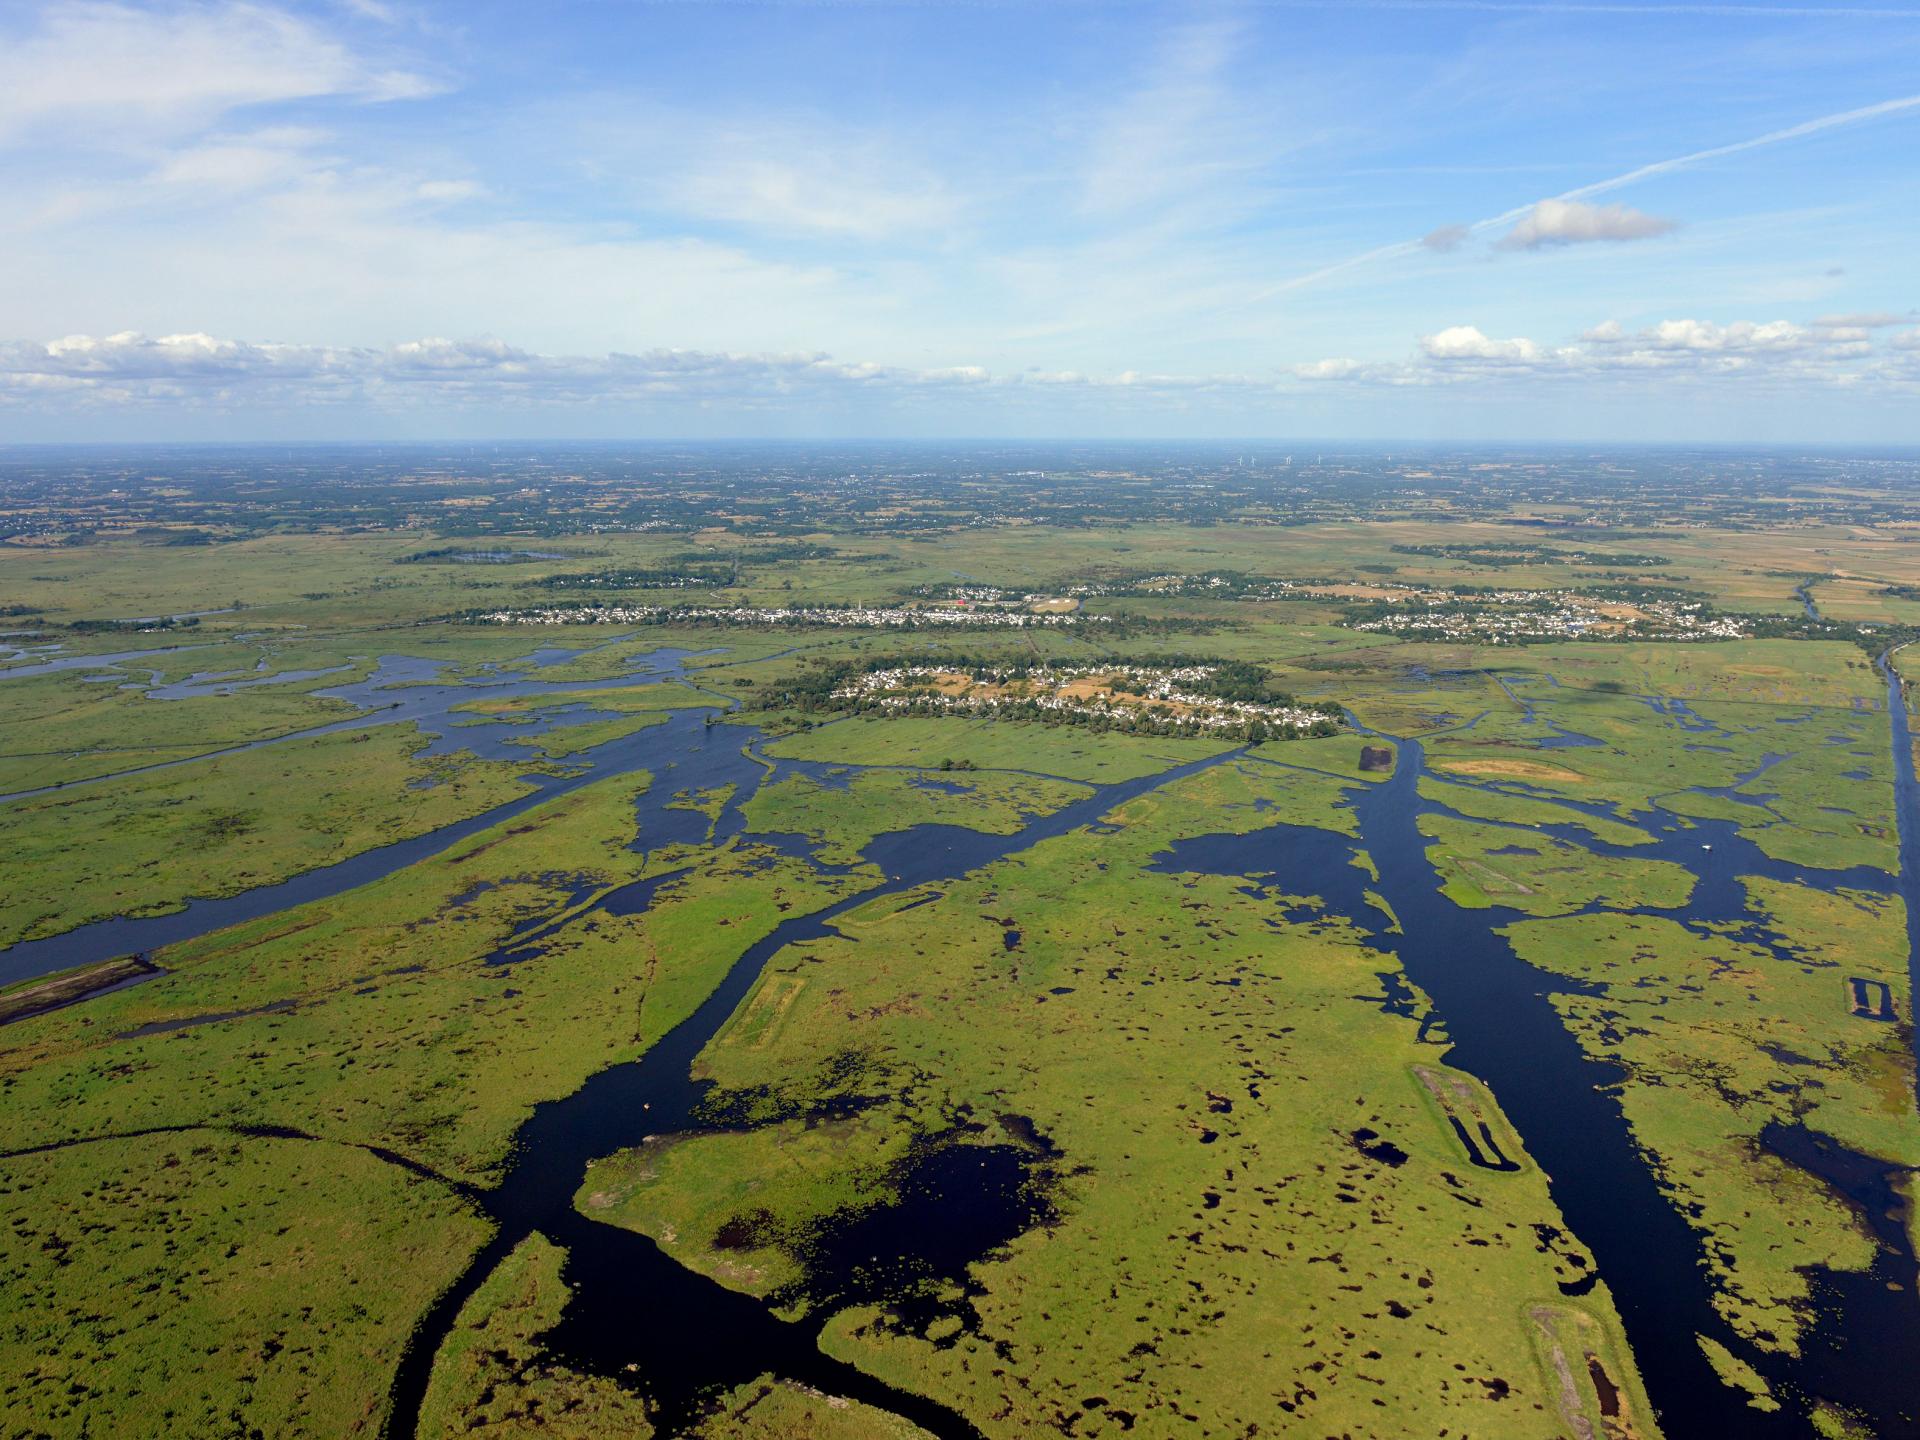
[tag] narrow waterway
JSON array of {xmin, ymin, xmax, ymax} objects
[
  {"xmin": 1355, "ymin": 744, "xmax": 1814, "ymax": 1437},
  {"xmin": 1196, "ymin": 726, "xmax": 1918, "ymax": 1437},
  {"xmin": 1878, "ymin": 646, "xmax": 1920, "ymax": 1109},
  {"xmin": 382, "ymin": 697, "xmax": 1917, "ymax": 1437},
  {"xmin": 1797, "ymin": 578, "xmax": 1821, "ymax": 619},
  {"xmin": 12, "ymin": 633, "xmax": 1917, "ymax": 1434},
  {"xmin": 0, "ymin": 647, "xmax": 741, "ymax": 986},
  {"xmin": 382, "ymin": 748, "xmax": 1241, "ymax": 1439}
]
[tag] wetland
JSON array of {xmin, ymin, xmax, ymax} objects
[{"xmin": 2, "ymin": 448, "xmax": 1918, "ymax": 1439}]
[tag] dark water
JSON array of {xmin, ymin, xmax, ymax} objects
[
  {"xmin": 385, "ymin": 681, "xmax": 1917, "ymax": 1436},
  {"xmin": 1493, "ymin": 672, "xmax": 1604, "ymax": 748},
  {"xmin": 0, "ymin": 707, "xmax": 727, "ymax": 986},
  {"xmin": 382, "ymin": 751, "xmax": 1237, "ymax": 1438},
  {"xmin": 0, "ymin": 647, "xmax": 742, "ymax": 984},
  {"xmin": 0, "ymin": 640, "xmax": 212, "ymax": 682},
  {"xmin": 0, "ymin": 641, "xmax": 720, "ymax": 805},
  {"xmin": 1153, "ymin": 730, "xmax": 1919, "ymax": 1437},
  {"xmin": 1880, "ymin": 648, "xmax": 1920, "ymax": 1109},
  {"xmin": 11, "ymin": 634, "xmax": 1919, "ymax": 1434}
]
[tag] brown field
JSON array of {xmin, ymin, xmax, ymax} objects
[{"xmin": 1436, "ymin": 758, "xmax": 1591, "ymax": 783}]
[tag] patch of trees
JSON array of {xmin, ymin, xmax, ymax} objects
[
  {"xmin": 1744, "ymin": 615, "xmax": 1916, "ymax": 654},
  {"xmin": 1391, "ymin": 542, "xmax": 1670, "ymax": 568},
  {"xmin": 729, "ymin": 542, "xmax": 840, "ymax": 562},
  {"xmin": 397, "ymin": 546, "xmax": 558, "ymax": 564},
  {"xmin": 1436, "ymin": 582, "xmax": 1705, "ymax": 603},
  {"xmin": 68, "ymin": 615, "xmax": 200, "ymax": 633},
  {"xmin": 536, "ymin": 564, "xmax": 732, "ymax": 589}
]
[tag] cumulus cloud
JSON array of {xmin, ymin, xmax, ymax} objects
[
  {"xmin": 1291, "ymin": 357, "xmax": 1370, "ymax": 380},
  {"xmin": 1255, "ymin": 95, "xmax": 1920, "ymax": 301},
  {"xmin": 1295, "ymin": 312, "xmax": 1915, "ymax": 391},
  {"xmin": 1420, "ymin": 225, "xmax": 1469, "ymax": 253},
  {"xmin": 5, "ymin": 314, "xmax": 1916, "ymax": 418},
  {"xmin": 1497, "ymin": 198, "xmax": 1677, "ymax": 250},
  {"xmin": 1420, "ymin": 325, "xmax": 1542, "ymax": 362},
  {"xmin": 32, "ymin": 330, "xmax": 335, "ymax": 380},
  {"xmin": 1596, "ymin": 318, "xmax": 1805, "ymax": 352},
  {"xmin": 0, "ymin": 331, "xmax": 1154, "ymax": 413}
]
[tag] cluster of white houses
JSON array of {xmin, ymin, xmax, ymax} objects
[
  {"xmin": 472, "ymin": 603, "xmax": 1081, "ymax": 628},
  {"xmin": 831, "ymin": 665, "xmax": 1333, "ymax": 733},
  {"xmin": 1061, "ymin": 574, "xmax": 1299, "ymax": 600},
  {"xmin": 910, "ymin": 585, "xmax": 1056, "ymax": 609},
  {"xmin": 1351, "ymin": 594, "xmax": 1748, "ymax": 643}
]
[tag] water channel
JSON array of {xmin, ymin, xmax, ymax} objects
[
  {"xmin": 1175, "ymin": 728, "xmax": 1920, "ymax": 1437},
  {"xmin": 2, "ymin": 638, "xmax": 1916, "ymax": 1436}
]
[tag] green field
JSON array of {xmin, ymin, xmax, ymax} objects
[{"xmin": 4, "ymin": 490, "xmax": 1918, "ymax": 1440}]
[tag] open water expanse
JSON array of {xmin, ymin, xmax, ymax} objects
[{"xmin": 2, "ymin": 638, "xmax": 1916, "ymax": 1437}]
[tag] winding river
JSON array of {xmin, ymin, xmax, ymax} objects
[
  {"xmin": 384, "ymin": 746, "xmax": 1239, "ymax": 1439},
  {"xmin": 0, "ymin": 646, "xmax": 739, "ymax": 985},
  {"xmin": 4, "ymin": 637, "xmax": 1917, "ymax": 1436},
  {"xmin": 1212, "ymin": 734, "xmax": 1917, "ymax": 1437}
]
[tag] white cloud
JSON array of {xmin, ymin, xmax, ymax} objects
[
  {"xmin": 1066, "ymin": 13, "xmax": 1329, "ymax": 244},
  {"xmin": 0, "ymin": 2, "xmax": 436, "ymax": 146},
  {"xmin": 1301, "ymin": 312, "xmax": 1913, "ymax": 390},
  {"xmin": 384, "ymin": 337, "xmax": 530, "ymax": 372},
  {"xmin": 1420, "ymin": 225, "xmax": 1469, "ymax": 252},
  {"xmin": 1077, "ymin": 19, "xmax": 1244, "ymax": 218},
  {"xmin": 1498, "ymin": 198, "xmax": 1677, "ymax": 250},
  {"xmin": 1816, "ymin": 311, "xmax": 1916, "ymax": 328},
  {"xmin": 0, "ymin": 330, "xmax": 1281, "ymax": 415},
  {"xmin": 0, "ymin": 331, "xmax": 1056, "ymax": 412},
  {"xmin": 669, "ymin": 151, "xmax": 960, "ymax": 241},
  {"xmin": 1600, "ymin": 318, "xmax": 1806, "ymax": 351},
  {"xmin": 1292, "ymin": 357, "xmax": 1371, "ymax": 380},
  {"xmin": 1420, "ymin": 325, "xmax": 1543, "ymax": 362},
  {"xmin": 555, "ymin": 99, "xmax": 967, "ymax": 242},
  {"xmin": 5, "ymin": 311, "xmax": 1915, "ymax": 418},
  {"xmin": 1255, "ymin": 93, "xmax": 1920, "ymax": 300},
  {"xmin": 151, "ymin": 128, "xmax": 332, "ymax": 189},
  {"xmin": 36, "ymin": 330, "xmax": 327, "ymax": 378}
]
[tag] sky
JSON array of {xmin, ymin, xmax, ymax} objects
[{"xmin": 0, "ymin": 0, "xmax": 1917, "ymax": 442}]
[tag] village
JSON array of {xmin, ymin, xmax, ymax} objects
[
  {"xmin": 1348, "ymin": 591, "xmax": 1751, "ymax": 643},
  {"xmin": 829, "ymin": 663, "xmax": 1338, "ymax": 737},
  {"xmin": 473, "ymin": 602, "xmax": 1083, "ymax": 628}
]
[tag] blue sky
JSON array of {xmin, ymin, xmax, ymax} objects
[{"xmin": 0, "ymin": 0, "xmax": 1916, "ymax": 440}]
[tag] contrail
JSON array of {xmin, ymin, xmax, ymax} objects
[
  {"xmin": 1492, "ymin": 92, "xmax": 1920, "ymax": 224},
  {"xmin": 1245, "ymin": 2, "xmax": 1920, "ymax": 16},
  {"xmin": 1253, "ymin": 92, "xmax": 1920, "ymax": 299},
  {"xmin": 648, "ymin": 1, "xmax": 1920, "ymax": 14}
]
